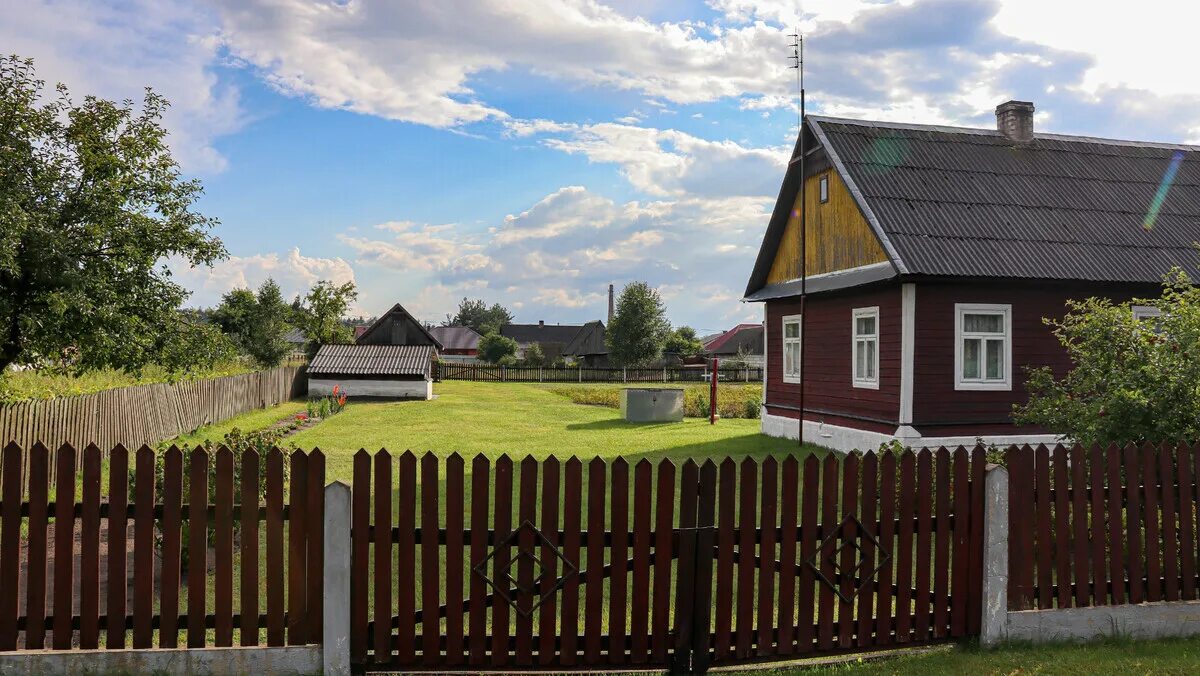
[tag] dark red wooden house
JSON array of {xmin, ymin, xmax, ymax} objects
[{"xmin": 744, "ymin": 101, "xmax": 1200, "ymax": 452}]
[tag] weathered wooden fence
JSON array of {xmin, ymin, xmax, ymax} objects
[
  {"xmin": 0, "ymin": 365, "xmax": 306, "ymax": 454},
  {"xmin": 0, "ymin": 442, "xmax": 323, "ymax": 652},
  {"xmin": 1006, "ymin": 442, "xmax": 1200, "ymax": 610},
  {"xmin": 350, "ymin": 447, "xmax": 984, "ymax": 671},
  {"xmin": 436, "ymin": 364, "xmax": 762, "ymax": 384}
]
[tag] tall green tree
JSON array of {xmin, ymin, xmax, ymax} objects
[
  {"xmin": 211, "ymin": 279, "xmax": 293, "ymax": 367},
  {"xmin": 295, "ymin": 280, "xmax": 358, "ymax": 356},
  {"xmin": 443, "ymin": 297, "xmax": 513, "ymax": 335},
  {"xmin": 1015, "ymin": 269, "xmax": 1200, "ymax": 446},
  {"xmin": 0, "ymin": 56, "xmax": 225, "ymax": 373},
  {"xmin": 478, "ymin": 332, "xmax": 519, "ymax": 364},
  {"xmin": 664, "ymin": 326, "xmax": 704, "ymax": 357},
  {"xmin": 606, "ymin": 282, "xmax": 671, "ymax": 367}
]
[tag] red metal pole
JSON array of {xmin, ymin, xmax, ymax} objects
[{"xmin": 710, "ymin": 357, "xmax": 719, "ymax": 424}]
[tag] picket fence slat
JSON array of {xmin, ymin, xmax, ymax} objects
[
  {"xmin": 80, "ymin": 445, "xmax": 102, "ymax": 649},
  {"xmin": 133, "ymin": 446, "xmax": 155, "ymax": 648}
]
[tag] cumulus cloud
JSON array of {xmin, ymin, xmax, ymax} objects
[
  {"xmin": 0, "ymin": 0, "xmax": 242, "ymax": 173},
  {"xmin": 172, "ymin": 248, "xmax": 357, "ymax": 308},
  {"xmin": 341, "ymin": 186, "xmax": 770, "ymax": 325}
]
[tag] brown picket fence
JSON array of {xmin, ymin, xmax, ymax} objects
[
  {"xmin": 435, "ymin": 364, "xmax": 762, "ymax": 384},
  {"xmin": 0, "ymin": 442, "xmax": 323, "ymax": 652},
  {"xmin": 351, "ymin": 447, "xmax": 985, "ymax": 672},
  {"xmin": 1006, "ymin": 442, "xmax": 1200, "ymax": 610}
]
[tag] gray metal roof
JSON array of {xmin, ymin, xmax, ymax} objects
[
  {"xmin": 308, "ymin": 344, "xmax": 434, "ymax": 378},
  {"xmin": 500, "ymin": 323, "xmax": 586, "ymax": 345},
  {"xmin": 429, "ymin": 326, "xmax": 481, "ymax": 351},
  {"xmin": 814, "ymin": 117, "xmax": 1200, "ymax": 282},
  {"xmin": 563, "ymin": 320, "xmax": 607, "ymax": 356}
]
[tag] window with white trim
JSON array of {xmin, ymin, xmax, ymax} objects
[
  {"xmin": 819, "ymin": 174, "xmax": 829, "ymax": 203},
  {"xmin": 782, "ymin": 314, "xmax": 802, "ymax": 384},
  {"xmin": 954, "ymin": 304, "xmax": 1011, "ymax": 390},
  {"xmin": 852, "ymin": 307, "xmax": 879, "ymax": 389}
]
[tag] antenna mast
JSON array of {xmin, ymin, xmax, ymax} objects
[{"xmin": 788, "ymin": 30, "xmax": 807, "ymax": 447}]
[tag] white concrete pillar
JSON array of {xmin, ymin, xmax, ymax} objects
[
  {"xmin": 323, "ymin": 481, "xmax": 352, "ymax": 675},
  {"xmin": 981, "ymin": 465, "xmax": 1009, "ymax": 647}
]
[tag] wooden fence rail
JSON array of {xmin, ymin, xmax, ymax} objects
[
  {"xmin": 436, "ymin": 364, "xmax": 762, "ymax": 384},
  {"xmin": 0, "ymin": 442, "xmax": 323, "ymax": 652},
  {"xmin": 1006, "ymin": 442, "xmax": 1200, "ymax": 611},
  {"xmin": 0, "ymin": 366, "xmax": 306, "ymax": 462},
  {"xmin": 351, "ymin": 447, "xmax": 983, "ymax": 671}
]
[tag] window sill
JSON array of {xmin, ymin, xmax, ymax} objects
[
  {"xmin": 955, "ymin": 381, "xmax": 1011, "ymax": 391},
  {"xmin": 782, "ymin": 375, "xmax": 803, "ymax": 385},
  {"xmin": 853, "ymin": 380, "xmax": 880, "ymax": 390}
]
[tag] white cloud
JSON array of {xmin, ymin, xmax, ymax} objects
[
  {"xmin": 173, "ymin": 248, "xmax": 356, "ymax": 307},
  {"xmin": 0, "ymin": 0, "xmax": 242, "ymax": 173}
]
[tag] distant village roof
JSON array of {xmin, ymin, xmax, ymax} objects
[
  {"xmin": 563, "ymin": 320, "xmax": 607, "ymax": 356},
  {"xmin": 429, "ymin": 326, "xmax": 482, "ymax": 351},
  {"xmin": 308, "ymin": 344, "xmax": 435, "ymax": 378},
  {"xmin": 705, "ymin": 324, "xmax": 764, "ymax": 355},
  {"xmin": 356, "ymin": 303, "xmax": 443, "ymax": 350},
  {"xmin": 500, "ymin": 322, "xmax": 586, "ymax": 345},
  {"xmin": 283, "ymin": 328, "xmax": 307, "ymax": 345}
]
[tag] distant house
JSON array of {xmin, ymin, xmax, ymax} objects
[
  {"xmin": 500, "ymin": 321, "xmax": 586, "ymax": 362},
  {"xmin": 283, "ymin": 327, "xmax": 308, "ymax": 356},
  {"xmin": 562, "ymin": 320, "xmax": 609, "ymax": 366},
  {"xmin": 703, "ymin": 323, "xmax": 764, "ymax": 366},
  {"xmin": 308, "ymin": 344, "xmax": 436, "ymax": 400},
  {"xmin": 307, "ymin": 302, "xmax": 442, "ymax": 399},
  {"xmin": 429, "ymin": 326, "xmax": 482, "ymax": 363}
]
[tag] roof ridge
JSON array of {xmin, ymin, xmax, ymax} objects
[{"xmin": 810, "ymin": 114, "xmax": 1200, "ymax": 151}]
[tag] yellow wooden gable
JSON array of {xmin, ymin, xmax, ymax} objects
[{"xmin": 766, "ymin": 169, "xmax": 889, "ymax": 284}]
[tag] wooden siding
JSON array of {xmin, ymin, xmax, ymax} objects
[
  {"xmin": 766, "ymin": 170, "xmax": 889, "ymax": 284},
  {"xmin": 357, "ymin": 312, "xmax": 438, "ymax": 347},
  {"xmin": 765, "ymin": 284, "xmax": 901, "ymax": 432},
  {"xmin": 911, "ymin": 281, "xmax": 1149, "ymax": 435}
]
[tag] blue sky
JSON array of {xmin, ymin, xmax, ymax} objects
[{"xmin": 4, "ymin": 0, "xmax": 1199, "ymax": 334}]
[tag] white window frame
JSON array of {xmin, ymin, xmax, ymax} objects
[
  {"xmin": 819, "ymin": 174, "xmax": 829, "ymax": 203},
  {"xmin": 954, "ymin": 303, "xmax": 1012, "ymax": 391},
  {"xmin": 1132, "ymin": 305, "xmax": 1162, "ymax": 321},
  {"xmin": 782, "ymin": 314, "xmax": 803, "ymax": 384},
  {"xmin": 852, "ymin": 306, "xmax": 880, "ymax": 389}
]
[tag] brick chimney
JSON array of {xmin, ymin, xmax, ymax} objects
[
  {"xmin": 607, "ymin": 284, "xmax": 614, "ymax": 324},
  {"xmin": 538, "ymin": 320, "xmax": 544, "ymax": 328},
  {"xmin": 996, "ymin": 100, "xmax": 1035, "ymax": 143}
]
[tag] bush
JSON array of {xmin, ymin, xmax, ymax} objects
[{"xmin": 743, "ymin": 397, "xmax": 762, "ymax": 419}]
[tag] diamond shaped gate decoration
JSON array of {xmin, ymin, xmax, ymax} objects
[
  {"xmin": 472, "ymin": 520, "xmax": 578, "ymax": 618},
  {"xmin": 804, "ymin": 514, "xmax": 891, "ymax": 604}
]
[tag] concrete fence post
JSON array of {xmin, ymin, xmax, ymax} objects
[
  {"xmin": 323, "ymin": 481, "xmax": 352, "ymax": 675},
  {"xmin": 981, "ymin": 465, "xmax": 1009, "ymax": 647}
]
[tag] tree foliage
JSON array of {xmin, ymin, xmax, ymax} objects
[
  {"xmin": 0, "ymin": 56, "xmax": 225, "ymax": 373},
  {"xmin": 521, "ymin": 342, "xmax": 546, "ymax": 366},
  {"xmin": 444, "ymin": 297, "xmax": 513, "ymax": 336},
  {"xmin": 1014, "ymin": 270, "xmax": 1200, "ymax": 446},
  {"xmin": 478, "ymin": 332, "xmax": 519, "ymax": 364},
  {"xmin": 211, "ymin": 279, "xmax": 293, "ymax": 367},
  {"xmin": 606, "ymin": 282, "xmax": 671, "ymax": 367},
  {"xmin": 664, "ymin": 326, "xmax": 704, "ymax": 357},
  {"xmin": 294, "ymin": 280, "xmax": 358, "ymax": 357}
]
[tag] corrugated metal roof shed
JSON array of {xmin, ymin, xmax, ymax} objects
[
  {"xmin": 308, "ymin": 344, "xmax": 434, "ymax": 378},
  {"xmin": 815, "ymin": 118, "xmax": 1200, "ymax": 282}
]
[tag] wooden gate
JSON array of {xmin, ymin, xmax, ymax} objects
[{"xmin": 350, "ymin": 447, "xmax": 984, "ymax": 672}]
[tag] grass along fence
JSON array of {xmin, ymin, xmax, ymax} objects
[
  {"xmin": 436, "ymin": 364, "xmax": 762, "ymax": 384},
  {"xmin": 0, "ymin": 366, "xmax": 305, "ymax": 477},
  {"xmin": 0, "ymin": 442, "xmax": 323, "ymax": 652}
]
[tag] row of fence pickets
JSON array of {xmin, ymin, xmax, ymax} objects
[
  {"xmin": 5, "ymin": 441, "xmax": 1200, "ymax": 671},
  {"xmin": 435, "ymin": 364, "xmax": 763, "ymax": 383},
  {"xmin": 1005, "ymin": 442, "xmax": 1200, "ymax": 612},
  {"xmin": 0, "ymin": 442, "xmax": 324, "ymax": 652},
  {"xmin": 0, "ymin": 366, "xmax": 304, "ymax": 477},
  {"xmin": 350, "ymin": 445, "xmax": 986, "ymax": 669}
]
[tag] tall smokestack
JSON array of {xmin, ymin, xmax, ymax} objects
[{"xmin": 607, "ymin": 284, "xmax": 614, "ymax": 324}]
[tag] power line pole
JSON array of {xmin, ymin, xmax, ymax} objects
[{"xmin": 789, "ymin": 31, "xmax": 807, "ymax": 448}]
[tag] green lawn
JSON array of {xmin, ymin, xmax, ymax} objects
[
  {"xmin": 167, "ymin": 399, "xmax": 307, "ymax": 449},
  {"xmin": 758, "ymin": 636, "xmax": 1200, "ymax": 674},
  {"xmin": 287, "ymin": 380, "xmax": 817, "ymax": 481}
]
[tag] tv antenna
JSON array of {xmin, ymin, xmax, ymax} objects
[{"xmin": 788, "ymin": 29, "xmax": 808, "ymax": 447}]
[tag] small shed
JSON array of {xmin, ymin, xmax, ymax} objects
[{"xmin": 307, "ymin": 344, "xmax": 436, "ymax": 400}]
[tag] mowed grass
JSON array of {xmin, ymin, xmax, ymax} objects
[
  {"xmin": 289, "ymin": 380, "xmax": 816, "ymax": 482},
  {"xmin": 763, "ymin": 636, "xmax": 1200, "ymax": 675},
  {"xmin": 167, "ymin": 400, "xmax": 307, "ymax": 449}
]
